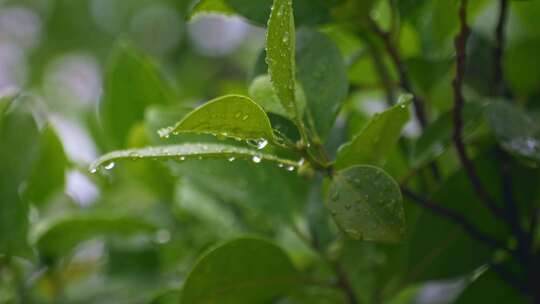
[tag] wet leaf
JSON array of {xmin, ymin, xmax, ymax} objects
[
  {"xmin": 181, "ymin": 238, "xmax": 300, "ymax": 303},
  {"xmin": 90, "ymin": 143, "xmax": 298, "ymax": 173},
  {"xmin": 327, "ymin": 165, "xmax": 405, "ymax": 242},
  {"xmin": 335, "ymin": 95, "xmax": 411, "ymax": 170},
  {"xmin": 484, "ymin": 100, "xmax": 540, "ymax": 165},
  {"xmin": 266, "ymin": 0, "xmax": 297, "ymax": 119},
  {"xmin": 159, "ymin": 95, "xmax": 274, "ymax": 143},
  {"xmin": 248, "ymin": 74, "xmax": 306, "ymax": 119}
]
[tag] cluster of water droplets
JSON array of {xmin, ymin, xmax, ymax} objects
[
  {"xmin": 157, "ymin": 126, "xmax": 175, "ymax": 139},
  {"xmin": 233, "ymin": 111, "xmax": 249, "ymax": 121}
]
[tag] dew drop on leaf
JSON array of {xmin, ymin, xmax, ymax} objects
[
  {"xmin": 252, "ymin": 155, "xmax": 262, "ymax": 163},
  {"xmin": 104, "ymin": 162, "xmax": 115, "ymax": 170},
  {"xmin": 331, "ymin": 190, "xmax": 340, "ymax": 201}
]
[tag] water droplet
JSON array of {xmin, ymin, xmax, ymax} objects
[
  {"xmin": 278, "ymin": 163, "xmax": 284, "ymax": 168},
  {"xmin": 179, "ymin": 156, "xmax": 186, "ymax": 161},
  {"xmin": 247, "ymin": 138, "xmax": 268, "ymax": 150},
  {"xmin": 234, "ymin": 112, "xmax": 242, "ymax": 119},
  {"xmin": 255, "ymin": 138, "xmax": 268, "ymax": 149},
  {"xmin": 158, "ymin": 127, "xmax": 172, "ymax": 138},
  {"xmin": 104, "ymin": 162, "xmax": 115, "ymax": 170},
  {"xmin": 252, "ymin": 155, "xmax": 262, "ymax": 163},
  {"xmin": 345, "ymin": 228, "xmax": 363, "ymax": 240},
  {"xmin": 228, "ymin": 156, "xmax": 235, "ymax": 162},
  {"xmin": 155, "ymin": 229, "xmax": 170, "ymax": 244},
  {"xmin": 285, "ymin": 165, "xmax": 294, "ymax": 172},
  {"xmin": 331, "ymin": 191, "xmax": 340, "ymax": 201},
  {"xmin": 298, "ymin": 158, "xmax": 305, "ymax": 166},
  {"xmin": 242, "ymin": 115, "xmax": 249, "ymax": 121},
  {"xmin": 90, "ymin": 168, "xmax": 97, "ymax": 174}
]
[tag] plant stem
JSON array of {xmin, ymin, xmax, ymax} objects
[
  {"xmin": 492, "ymin": 0, "xmax": 509, "ymax": 97},
  {"xmin": 333, "ymin": 261, "xmax": 359, "ymax": 304},
  {"xmin": 452, "ymin": 0, "xmax": 504, "ymax": 219},
  {"xmin": 401, "ymin": 187, "xmax": 507, "ymax": 251},
  {"xmin": 290, "ymin": 225, "xmax": 358, "ymax": 304},
  {"xmin": 367, "ymin": 18, "xmax": 428, "ymax": 130}
]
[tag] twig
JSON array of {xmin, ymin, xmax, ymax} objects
[
  {"xmin": 401, "ymin": 187, "xmax": 507, "ymax": 251},
  {"xmin": 491, "ymin": 0, "xmax": 509, "ymax": 97},
  {"xmin": 489, "ymin": 0, "xmax": 533, "ymax": 266},
  {"xmin": 488, "ymin": 262, "xmax": 528, "ymax": 294},
  {"xmin": 365, "ymin": 14, "xmax": 441, "ymax": 180},
  {"xmin": 452, "ymin": 0, "xmax": 504, "ymax": 218},
  {"xmin": 290, "ymin": 224, "xmax": 359, "ymax": 304},
  {"xmin": 364, "ymin": 36, "xmax": 396, "ymax": 107},
  {"xmin": 496, "ymin": 149, "xmax": 530, "ymax": 261},
  {"xmin": 367, "ymin": 18, "xmax": 428, "ymax": 129},
  {"xmin": 333, "ymin": 261, "xmax": 359, "ymax": 304}
]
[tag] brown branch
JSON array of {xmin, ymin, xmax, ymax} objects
[
  {"xmin": 366, "ymin": 39, "xmax": 396, "ymax": 107},
  {"xmin": 401, "ymin": 187, "xmax": 507, "ymax": 251},
  {"xmin": 291, "ymin": 225, "xmax": 359, "ymax": 304},
  {"xmin": 333, "ymin": 262, "xmax": 359, "ymax": 304},
  {"xmin": 365, "ymin": 14, "xmax": 441, "ymax": 180},
  {"xmin": 367, "ymin": 18, "xmax": 428, "ymax": 129},
  {"xmin": 491, "ymin": 0, "xmax": 509, "ymax": 97},
  {"xmin": 452, "ymin": 0, "xmax": 504, "ymax": 218},
  {"xmin": 488, "ymin": 262, "xmax": 528, "ymax": 294}
]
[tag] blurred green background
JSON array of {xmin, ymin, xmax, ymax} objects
[{"xmin": 1, "ymin": 0, "xmax": 540, "ymax": 303}]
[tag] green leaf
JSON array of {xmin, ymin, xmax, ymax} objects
[
  {"xmin": 327, "ymin": 165, "xmax": 405, "ymax": 242},
  {"xmin": 252, "ymin": 29, "xmax": 349, "ymax": 139},
  {"xmin": 24, "ymin": 125, "xmax": 68, "ymax": 204},
  {"xmin": 198, "ymin": 0, "xmax": 331, "ymax": 26},
  {"xmin": 90, "ymin": 143, "xmax": 299, "ymax": 173},
  {"xmin": 412, "ymin": 102, "xmax": 483, "ymax": 168},
  {"xmin": 189, "ymin": 0, "xmax": 236, "ymax": 20},
  {"xmin": 335, "ymin": 95, "xmax": 411, "ymax": 170},
  {"xmin": 31, "ymin": 214, "xmax": 157, "ymax": 259},
  {"xmin": 180, "ymin": 238, "xmax": 300, "ymax": 303},
  {"xmin": 170, "ymin": 158, "xmax": 308, "ymax": 222},
  {"xmin": 0, "ymin": 98, "xmax": 41, "ymax": 257},
  {"xmin": 266, "ymin": 0, "xmax": 297, "ymax": 119},
  {"xmin": 455, "ymin": 267, "xmax": 528, "ymax": 304},
  {"xmin": 248, "ymin": 74, "xmax": 306, "ymax": 119},
  {"xmin": 484, "ymin": 100, "xmax": 540, "ymax": 164},
  {"xmin": 296, "ymin": 29, "xmax": 349, "ymax": 138},
  {"xmin": 405, "ymin": 153, "xmax": 511, "ymax": 282},
  {"xmin": 100, "ymin": 42, "xmax": 175, "ymax": 147},
  {"xmin": 158, "ymin": 95, "xmax": 274, "ymax": 142}
]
